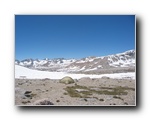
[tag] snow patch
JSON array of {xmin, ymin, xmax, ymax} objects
[
  {"xmin": 97, "ymin": 65, "xmax": 103, "ymax": 68},
  {"xmin": 85, "ymin": 68, "xmax": 98, "ymax": 71}
]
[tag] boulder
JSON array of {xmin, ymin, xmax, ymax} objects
[
  {"xmin": 33, "ymin": 98, "xmax": 54, "ymax": 105},
  {"xmin": 59, "ymin": 76, "xmax": 75, "ymax": 84}
]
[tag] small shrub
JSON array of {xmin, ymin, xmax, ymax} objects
[{"xmin": 63, "ymin": 92, "xmax": 68, "ymax": 95}]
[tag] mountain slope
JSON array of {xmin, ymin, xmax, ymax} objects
[
  {"xmin": 15, "ymin": 50, "xmax": 135, "ymax": 74},
  {"xmin": 63, "ymin": 50, "xmax": 135, "ymax": 74}
]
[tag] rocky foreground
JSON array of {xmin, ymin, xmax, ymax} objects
[{"xmin": 15, "ymin": 77, "xmax": 135, "ymax": 106}]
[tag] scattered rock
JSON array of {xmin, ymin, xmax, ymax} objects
[
  {"xmin": 22, "ymin": 100, "xmax": 31, "ymax": 104},
  {"xmin": 81, "ymin": 97, "xmax": 97, "ymax": 102},
  {"xmin": 15, "ymin": 77, "xmax": 135, "ymax": 106},
  {"xmin": 33, "ymin": 98, "xmax": 54, "ymax": 105},
  {"xmin": 18, "ymin": 83, "xmax": 23, "ymax": 85},
  {"xmin": 113, "ymin": 95, "xmax": 123, "ymax": 100}
]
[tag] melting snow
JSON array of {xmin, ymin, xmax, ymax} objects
[
  {"xmin": 85, "ymin": 68, "xmax": 98, "ymax": 71},
  {"xmin": 79, "ymin": 66, "xmax": 86, "ymax": 71},
  {"xmin": 97, "ymin": 65, "xmax": 103, "ymax": 68}
]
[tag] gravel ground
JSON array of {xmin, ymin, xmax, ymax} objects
[{"xmin": 15, "ymin": 77, "xmax": 135, "ymax": 106}]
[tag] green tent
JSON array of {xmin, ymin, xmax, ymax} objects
[{"xmin": 59, "ymin": 76, "xmax": 75, "ymax": 84}]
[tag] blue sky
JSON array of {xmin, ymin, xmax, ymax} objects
[{"xmin": 15, "ymin": 15, "xmax": 135, "ymax": 60}]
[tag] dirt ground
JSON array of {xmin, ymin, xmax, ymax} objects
[{"xmin": 15, "ymin": 77, "xmax": 135, "ymax": 106}]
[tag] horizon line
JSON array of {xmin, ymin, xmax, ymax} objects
[{"xmin": 15, "ymin": 49, "xmax": 135, "ymax": 61}]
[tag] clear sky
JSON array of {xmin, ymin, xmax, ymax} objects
[{"xmin": 15, "ymin": 15, "xmax": 135, "ymax": 60}]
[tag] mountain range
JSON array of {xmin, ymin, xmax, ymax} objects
[{"xmin": 15, "ymin": 50, "xmax": 135, "ymax": 74}]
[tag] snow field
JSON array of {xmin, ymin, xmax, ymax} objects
[{"xmin": 15, "ymin": 65, "xmax": 135, "ymax": 80}]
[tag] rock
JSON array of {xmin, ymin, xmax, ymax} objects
[
  {"xmin": 22, "ymin": 100, "xmax": 31, "ymax": 104},
  {"xmin": 80, "ymin": 98, "xmax": 97, "ymax": 102},
  {"xmin": 18, "ymin": 83, "xmax": 23, "ymax": 85},
  {"xmin": 24, "ymin": 94, "xmax": 31, "ymax": 98},
  {"xmin": 24, "ymin": 91, "xmax": 32, "ymax": 94},
  {"xmin": 33, "ymin": 98, "xmax": 54, "ymax": 105},
  {"xmin": 124, "ymin": 102, "xmax": 128, "ymax": 105},
  {"xmin": 99, "ymin": 99, "xmax": 104, "ymax": 101},
  {"xmin": 56, "ymin": 100, "xmax": 60, "ymax": 102},
  {"xmin": 59, "ymin": 76, "xmax": 75, "ymax": 84},
  {"xmin": 101, "ymin": 76, "xmax": 110, "ymax": 79},
  {"xmin": 24, "ymin": 91, "xmax": 35, "ymax": 99},
  {"xmin": 24, "ymin": 91, "xmax": 32, "ymax": 98}
]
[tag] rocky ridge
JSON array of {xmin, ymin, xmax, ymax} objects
[{"xmin": 15, "ymin": 50, "xmax": 135, "ymax": 74}]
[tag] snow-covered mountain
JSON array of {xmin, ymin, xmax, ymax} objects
[
  {"xmin": 15, "ymin": 50, "xmax": 135, "ymax": 74},
  {"xmin": 15, "ymin": 58, "xmax": 76, "ymax": 71}
]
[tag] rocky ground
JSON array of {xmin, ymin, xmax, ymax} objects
[{"xmin": 15, "ymin": 77, "xmax": 135, "ymax": 106}]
